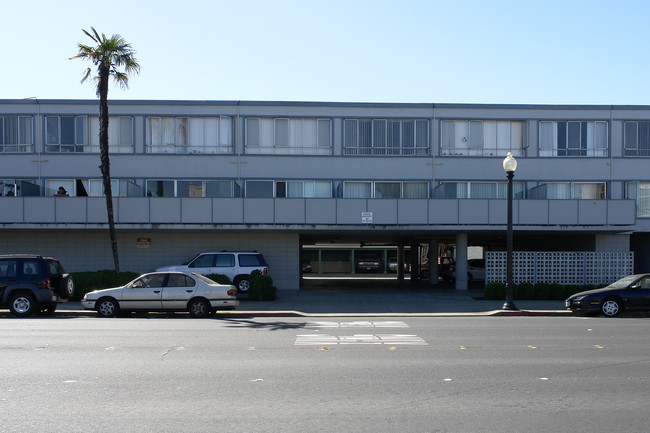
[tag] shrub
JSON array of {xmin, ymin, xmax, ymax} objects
[
  {"xmin": 548, "ymin": 283, "xmax": 565, "ymax": 300},
  {"xmin": 248, "ymin": 270, "xmax": 277, "ymax": 301},
  {"xmin": 205, "ymin": 274, "xmax": 233, "ymax": 285},
  {"xmin": 517, "ymin": 282, "xmax": 535, "ymax": 300},
  {"xmin": 484, "ymin": 282, "xmax": 505, "ymax": 300},
  {"xmin": 70, "ymin": 270, "xmax": 140, "ymax": 301},
  {"xmin": 535, "ymin": 282, "xmax": 551, "ymax": 300}
]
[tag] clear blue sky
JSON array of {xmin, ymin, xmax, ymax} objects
[{"xmin": 4, "ymin": 0, "xmax": 650, "ymax": 104}]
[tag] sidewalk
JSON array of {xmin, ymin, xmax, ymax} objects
[{"xmin": 57, "ymin": 286, "xmax": 571, "ymax": 317}]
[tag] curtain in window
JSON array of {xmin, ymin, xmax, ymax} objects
[
  {"xmin": 440, "ymin": 120, "xmax": 454, "ymax": 153},
  {"xmin": 162, "ymin": 118, "xmax": 175, "ymax": 146},
  {"xmin": 573, "ymin": 183, "xmax": 603, "ymax": 199},
  {"xmin": 455, "ymin": 182, "xmax": 468, "ymax": 198},
  {"xmin": 275, "ymin": 119, "xmax": 289, "ymax": 146},
  {"xmin": 287, "ymin": 181, "xmax": 304, "ymax": 197},
  {"xmin": 219, "ymin": 117, "xmax": 232, "ymax": 148},
  {"xmin": 539, "ymin": 121, "xmax": 555, "ymax": 156},
  {"xmin": 318, "ymin": 119, "xmax": 330, "ymax": 148},
  {"xmin": 403, "ymin": 182, "xmax": 428, "ymax": 198},
  {"xmin": 470, "ymin": 182, "xmax": 497, "ymax": 198},
  {"xmin": 545, "ymin": 183, "xmax": 571, "ymax": 199},
  {"xmin": 344, "ymin": 182, "xmax": 372, "ymax": 198}
]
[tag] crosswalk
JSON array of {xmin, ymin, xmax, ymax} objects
[{"xmin": 295, "ymin": 320, "xmax": 427, "ymax": 346}]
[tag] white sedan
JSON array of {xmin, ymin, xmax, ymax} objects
[{"xmin": 81, "ymin": 272, "xmax": 239, "ymax": 318}]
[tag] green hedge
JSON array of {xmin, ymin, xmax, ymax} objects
[
  {"xmin": 248, "ymin": 270, "xmax": 277, "ymax": 301},
  {"xmin": 483, "ymin": 281, "xmax": 604, "ymax": 301},
  {"xmin": 70, "ymin": 270, "xmax": 140, "ymax": 301},
  {"xmin": 204, "ymin": 274, "xmax": 233, "ymax": 285}
]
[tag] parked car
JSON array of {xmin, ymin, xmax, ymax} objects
[
  {"xmin": 566, "ymin": 274, "xmax": 650, "ymax": 317},
  {"xmin": 388, "ymin": 257, "xmax": 408, "ymax": 273},
  {"xmin": 0, "ymin": 254, "xmax": 74, "ymax": 317},
  {"xmin": 445, "ymin": 259, "xmax": 485, "ymax": 281},
  {"xmin": 355, "ymin": 255, "xmax": 382, "ymax": 273},
  {"xmin": 81, "ymin": 271, "xmax": 239, "ymax": 318},
  {"xmin": 156, "ymin": 251, "xmax": 268, "ymax": 294}
]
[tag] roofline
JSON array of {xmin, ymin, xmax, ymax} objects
[{"xmin": 2, "ymin": 98, "xmax": 650, "ymax": 110}]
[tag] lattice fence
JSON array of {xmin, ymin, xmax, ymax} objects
[{"xmin": 485, "ymin": 251, "xmax": 634, "ymax": 285}]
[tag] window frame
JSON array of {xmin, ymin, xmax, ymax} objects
[
  {"xmin": 0, "ymin": 116, "xmax": 33, "ymax": 152},
  {"xmin": 343, "ymin": 118, "xmax": 429, "ymax": 156},
  {"xmin": 538, "ymin": 120, "xmax": 608, "ymax": 157},
  {"xmin": 343, "ymin": 181, "xmax": 429, "ymax": 199},
  {"xmin": 440, "ymin": 119, "xmax": 525, "ymax": 157}
]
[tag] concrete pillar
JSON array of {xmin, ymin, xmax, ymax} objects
[
  {"xmin": 410, "ymin": 243, "xmax": 419, "ymax": 281},
  {"xmin": 429, "ymin": 240, "xmax": 438, "ymax": 284},
  {"xmin": 397, "ymin": 243, "xmax": 404, "ymax": 280},
  {"xmin": 455, "ymin": 233, "xmax": 468, "ymax": 291}
]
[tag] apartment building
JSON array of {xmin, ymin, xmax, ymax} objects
[{"xmin": 0, "ymin": 99, "xmax": 647, "ymax": 290}]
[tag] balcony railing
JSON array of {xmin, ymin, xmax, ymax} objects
[{"xmin": 0, "ymin": 197, "xmax": 637, "ymax": 227}]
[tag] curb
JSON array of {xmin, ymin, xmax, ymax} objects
[{"xmin": 48, "ymin": 309, "xmax": 572, "ymax": 318}]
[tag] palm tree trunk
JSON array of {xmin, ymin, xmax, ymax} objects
[{"xmin": 98, "ymin": 66, "xmax": 120, "ymax": 273}]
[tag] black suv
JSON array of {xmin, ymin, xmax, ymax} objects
[{"xmin": 0, "ymin": 255, "xmax": 74, "ymax": 317}]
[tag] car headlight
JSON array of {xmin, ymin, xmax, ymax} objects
[{"xmin": 572, "ymin": 295, "xmax": 586, "ymax": 301}]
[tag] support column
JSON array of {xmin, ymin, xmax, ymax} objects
[
  {"xmin": 397, "ymin": 243, "xmax": 405, "ymax": 280},
  {"xmin": 410, "ymin": 243, "xmax": 419, "ymax": 281},
  {"xmin": 455, "ymin": 233, "xmax": 468, "ymax": 291},
  {"xmin": 429, "ymin": 240, "xmax": 438, "ymax": 284}
]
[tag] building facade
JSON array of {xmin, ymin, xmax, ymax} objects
[{"xmin": 1, "ymin": 99, "xmax": 648, "ymax": 290}]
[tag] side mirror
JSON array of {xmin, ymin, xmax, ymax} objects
[{"xmin": 630, "ymin": 284, "xmax": 641, "ymax": 290}]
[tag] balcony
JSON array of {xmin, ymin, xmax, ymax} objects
[{"xmin": 0, "ymin": 197, "xmax": 637, "ymax": 229}]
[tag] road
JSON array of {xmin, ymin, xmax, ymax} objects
[{"xmin": 1, "ymin": 315, "xmax": 649, "ymax": 433}]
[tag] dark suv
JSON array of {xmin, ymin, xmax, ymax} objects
[{"xmin": 0, "ymin": 255, "xmax": 74, "ymax": 317}]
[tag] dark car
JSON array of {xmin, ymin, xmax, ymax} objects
[
  {"xmin": 565, "ymin": 274, "xmax": 650, "ymax": 317},
  {"xmin": 0, "ymin": 254, "xmax": 74, "ymax": 317},
  {"xmin": 355, "ymin": 255, "xmax": 381, "ymax": 273}
]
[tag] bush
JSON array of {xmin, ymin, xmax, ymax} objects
[
  {"xmin": 517, "ymin": 282, "xmax": 535, "ymax": 300},
  {"xmin": 248, "ymin": 270, "xmax": 277, "ymax": 301},
  {"xmin": 70, "ymin": 270, "xmax": 140, "ymax": 301},
  {"xmin": 484, "ymin": 282, "xmax": 505, "ymax": 300},
  {"xmin": 205, "ymin": 274, "xmax": 233, "ymax": 285},
  {"xmin": 534, "ymin": 282, "xmax": 551, "ymax": 300}
]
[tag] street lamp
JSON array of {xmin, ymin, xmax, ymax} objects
[{"xmin": 502, "ymin": 152, "xmax": 518, "ymax": 310}]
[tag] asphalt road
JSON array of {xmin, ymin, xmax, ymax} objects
[{"xmin": 1, "ymin": 315, "xmax": 649, "ymax": 433}]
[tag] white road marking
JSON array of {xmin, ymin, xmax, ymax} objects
[
  {"xmin": 305, "ymin": 321, "xmax": 409, "ymax": 328},
  {"xmin": 295, "ymin": 334, "xmax": 427, "ymax": 346}
]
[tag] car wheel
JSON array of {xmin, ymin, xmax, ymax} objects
[
  {"xmin": 234, "ymin": 276, "xmax": 250, "ymax": 293},
  {"xmin": 36, "ymin": 302, "xmax": 57, "ymax": 316},
  {"xmin": 97, "ymin": 298, "xmax": 119, "ymax": 318},
  {"xmin": 188, "ymin": 299, "xmax": 210, "ymax": 318},
  {"xmin": 57, "ymin": 275, "xmax": 75, "ymax": 299},
  {"xmin": 601, "ymin": 298, "xmax": 622, "ymax": 317},
  {"xmin": 9, "ymin": 292, "xmax": 36, "ymax": 317}
]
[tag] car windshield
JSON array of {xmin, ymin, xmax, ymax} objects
[{"xmin": 607, "ymin": 275, "xmax": 639, "ymax": 289}]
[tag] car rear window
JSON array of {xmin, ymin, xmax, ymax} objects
[
  {"xmin": 47, "ymin": 259, "xmax": 64, "ymax": 276},
  {"xmin": 238, "ymin": 254, "xmax": 266, "ymax": 267}
]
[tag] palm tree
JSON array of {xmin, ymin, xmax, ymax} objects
[{"xmin": 71, "ymin": 27, "xmax": 140, "ymax": 273}]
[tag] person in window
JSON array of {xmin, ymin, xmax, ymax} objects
[{"xmin": 54, "ymin": 187, "xmax": 69, "ymax": 197}]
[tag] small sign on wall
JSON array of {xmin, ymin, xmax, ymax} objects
[
  {"xmin": 361, "ymin": 212, "xmax": 373, "ymax": 224},
  {"xmin": 137, "ymin": 238, "xmax": 152, "ymax": 248}
]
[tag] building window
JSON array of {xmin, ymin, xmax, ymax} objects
[
  {"xmin": 146, "ymin": 116, "xmax": 232, "ymax": 154},
  {"xmin": 45, "ymin": 179, "xmax": 134, "ymax": 197},
  {"xmin": 146, "ymin": 180, "xmax": 236, "ymax": 197},
  {"xmin": 45, "ymin": 116, "xmax": 87, "ymax": 152},
  {"xmin": 625, "ymin": 182, "xmax": 650, "ymax": 217},
  {"xmin": 0, "ymin": 116, "xmax": 33, "ymax": 152},
  {"xmin": 530, "ymin": 182, "xmax": 606, "ymax": 199},
  {"xmin": 434, "ymin": 182, "xmax": 525, "ymax": 199},
  {"xmin": 245, "ymin": 180, "xmax": 332, "ymax": 198},
  {"xmin": 624, "ymin": 121, "xmax": 650, "ymax": 156},
  {"xmin": 89, "ymin": 116, "xmax": 134, "ymax": 153},
  {"xmin": 245, "ymin": 118, "xmax": 331, "ymax": 155},
  {"xmin": 344, "ymin": 119, "xmax": 429, "ymax": 156},
  {"xmin": 539, "ymin": 121, "xmax": 608, "ymax": 157},
  {"xmin": 440, "ymin": 120, "xmax": 524, "ymax": 156},
  {"xmin": 0, "ymin": 179, "xmax": 39, "ymax": 196},
  {"xmin": 343, "ymin": 181, "xmax": 429, "ymax": 198}
]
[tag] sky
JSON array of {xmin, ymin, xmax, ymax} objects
[{"xmin": 3, "ymin": 0, "xmax": 650, "ymax": 105}]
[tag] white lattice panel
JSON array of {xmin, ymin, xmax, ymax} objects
[{"xmin": 485, "ymin": 251, "xmax": 634, "ymax": 285}]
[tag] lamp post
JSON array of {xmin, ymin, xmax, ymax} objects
[{"xmin": 502, "ymin": 152, "xmax": 518, "ymax": 310}]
